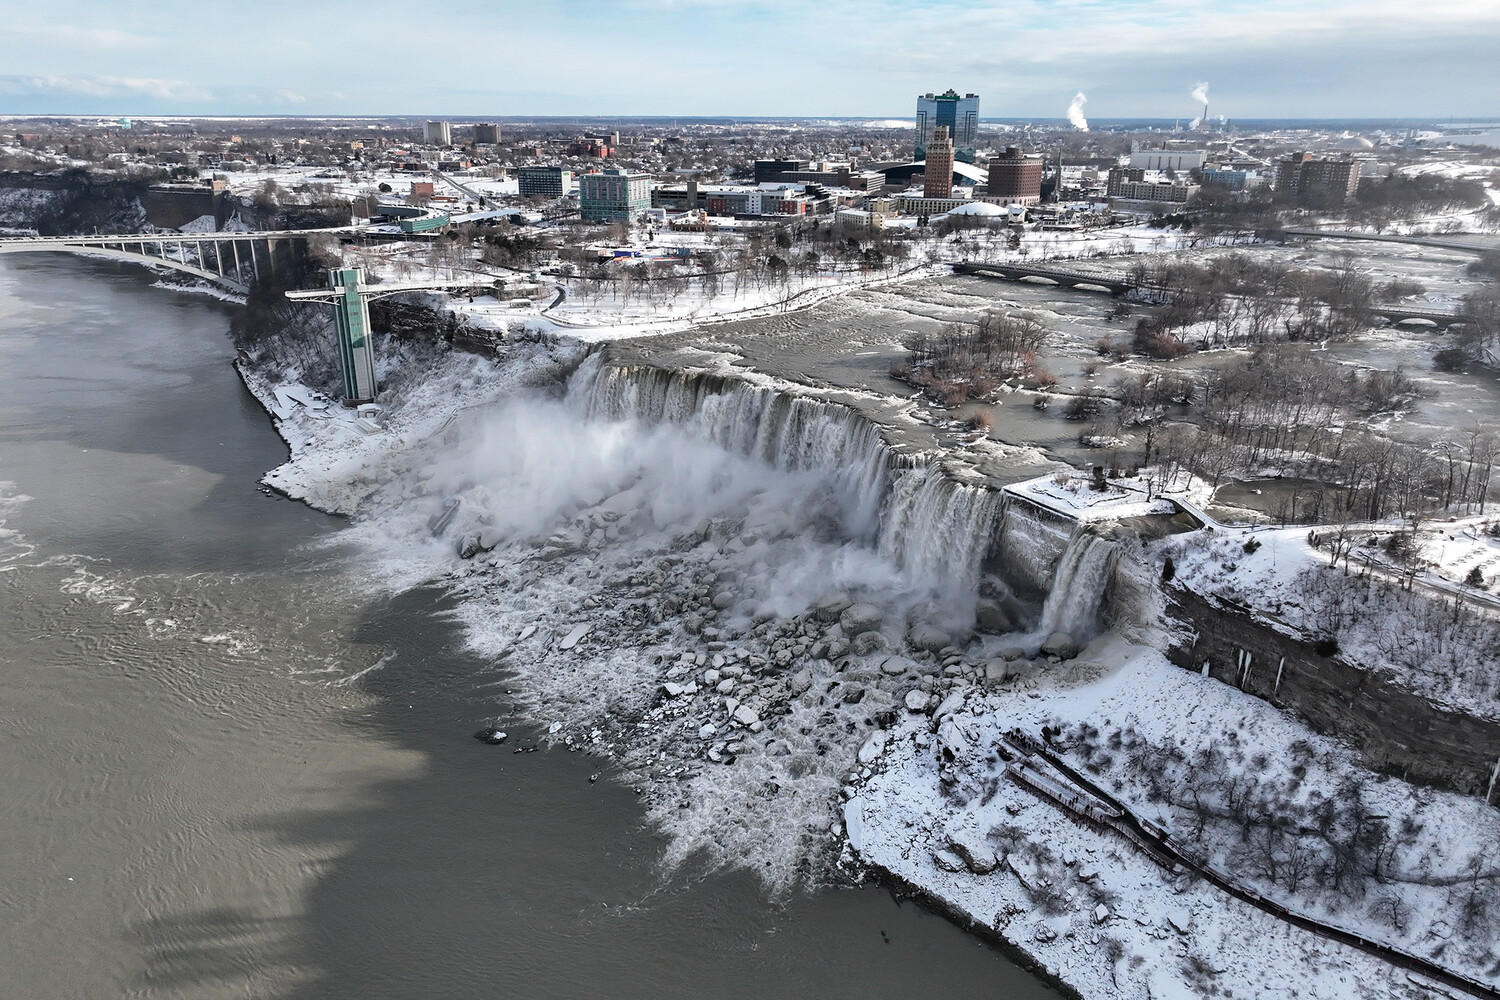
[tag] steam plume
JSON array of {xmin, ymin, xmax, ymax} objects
[
  {"xmin": 1191, "ymin": 80, "xmax": 1209, "ymax": 105},
  {"xmin": 1066, "ymin": 92, "xmax": 1089, "ymax": 132}
]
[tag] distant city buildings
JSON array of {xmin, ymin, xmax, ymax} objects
[
  {"xmin": 753, "ymin": 160, "xmax": 887, "ymax": 192},
  {"xmin": 924, "ymin": 126, "xmax": 955, "ymax": 199},
  {"xmin": 915, "ymin": 89, "xmax": 979, "ymax": 162},
  {"xmin": 984, "ymin": 146, "xmax": 1042, "ymax": 205},
  {"xmin": 472, "ymin": 123, "xmax": 500, "ymax": 144},
  {"xmin": 1128, "ymin": 147, "xmax": 1205, "ymax": 172},
  {"xmin": 753, "ymin": 159, "xmax": 806, "ymax": 184},
  {"xmin": 424, "ymin": 120, "xmax": 452, "ymax": 146},
  {"xmin": 1106, "ymin": 168, "xmax": 1199, "ymax": 212},
  {"xmin": 568, "ymin": 137, "xmax": 613, "ymax": 158},
  {"xmin": 518, "ymin": 165, "xmax": 575, "ymax": 199},
  {"xmin": 579, "ymin": 168, "xmax": 652, "ymax": 222},
  {"xmin": 1275, "ymin": 152, "xmax": 1361, "ymax": 200},
  {"xmin": 653, "ymin": 180, "xmax": 818, "ymax": 217},
  {"xmin": 1200, "ymin": 167, "xmax": 1263, "ymax": 191}
]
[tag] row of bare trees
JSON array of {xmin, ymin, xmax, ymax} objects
[
  {"xmin": 1068, "ymin": 722, "xmax": 1498, "ymax": 938},
  {"xmin": 1124, "ymin": 253, "xmax": 1396, "ymax": 350},
  {"xmin": 1109, "ymin": 344, "xmax": 1496, "ymax": 520}
]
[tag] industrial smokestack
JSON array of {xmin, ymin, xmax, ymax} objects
[
  {"xmin": 1189, "ymin": 81, "xmax": 1209, "ymax": 129},
  {"xmin": 1067, "ymin": 92, "xmax": 1089, "ymax": 132}
]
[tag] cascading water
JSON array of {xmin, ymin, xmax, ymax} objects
[
  {"xmin": 572, "ymin": 356, "xmax": 1001, "ymax": 598},
  {"xmin": 1036, "ymin": 528, "xmax": 1119, "ymax": 639}
]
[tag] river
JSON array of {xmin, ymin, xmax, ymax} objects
[{"xmin": 0, "ymin": 254, "xmax": 1057, "ymax": 999}]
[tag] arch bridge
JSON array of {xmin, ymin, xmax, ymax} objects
[{"xmin": 0, "ymin": 228, "xmax": 351, "ymax": 294}]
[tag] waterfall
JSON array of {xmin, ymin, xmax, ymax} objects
[
  {"xmin": 878, "ymin": 465, "xmax": 1002, "ymax": 594},
  {"xmin": 1036, "ymin": 529, "xmax": 1119, "ymax": 638},
  {"xmin": 569, "ymin": 357, "xmax": 1001, "ymax": 592}
]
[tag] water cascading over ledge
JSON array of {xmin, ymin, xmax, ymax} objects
[{"xmin": 572, "ymin": 355, "xmax": 1035, "ymax": 609}]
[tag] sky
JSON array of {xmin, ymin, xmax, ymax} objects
[{"xmin": 0, "ymin": 0, "xmax": 1496, "ymax": 121}]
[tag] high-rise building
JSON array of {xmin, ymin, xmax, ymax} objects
[
  {"xmin": 579, "ymin": 168, "xmax": 652, "ymax": 223},
  {"xmin": 518, "ymin": 165, "xmax": 575, "ymax": 199},
  {"xmin": 924, "ymin": 126, "xmax": 955, "ymax": 199},
  {"xmin": 472, "ymin": 123, "xmax": 500, "ymax": 144},
  {"xmin": 986, "ymin": 146, "xmax": 1043, "ymax": 202},
  {"xmin": 1275, "ymin": 152, "xmax": 1361, "ymax": 200},
  {"xmin": 915, "ymin": 90, "xmax": 979, "ymax": 161},
  {"xmin": 424, "ymin": 120, "xmax": 452, "ymax": 145}
]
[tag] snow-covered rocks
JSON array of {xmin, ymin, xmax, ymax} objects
[
  {"xmin": 946, "ymin": 826, "xmax": 999, "ymax": 875},
  {"xmin": 839, "ymin": 602, "xmax": 883, "ymax": 635},
  {"xmin": 881, "ymin": 655, "xmax": 918, "ymax": 676},
  {"xmin": 1040, "ymin": 632, "xmax": 1082, "ymax": 659},
  {"xmin": 815, "ymin": 592, "xmax": 854, "ymax": 622},
  {"xmin": 907, "ymin": 622, "xmax": 953, "ymax": 653},
  {"xmin": 974, "ymin": 598, "xmax": 1014, "ymax": 634},
  {"xmin": 857, "ymin": 731, "xmax": 890, "ymax": 765}
]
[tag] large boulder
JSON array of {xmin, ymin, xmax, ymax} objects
[
  {"xmin": 1040, "ymin": 632, "xmax": 1082, "ymax": 660},
  {"xmin": 907, "ymin": 623, "xmax": 953, "ymax": 653},
  {"xmin": 839, "ymin": 603, "xmax": 884, "ymax": 635},
  {"xmin": 974, "ymin": 598, "xmax": 1014, "ymax": 634},
  {"xmin": 948, "ymin": 828, "xmax": 999, "ymax": 875},
  {"xmin": 850, "ymin": 630, "xmax": 885, "ymax": 655},
  {"xmin": 815, "ymin": 592, "xmax": 854, "ymax": 623},
  {"xmin": 880, "ymin": 655, "xmax": 918, "ymax": 676}
]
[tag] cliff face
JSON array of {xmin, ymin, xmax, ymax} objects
[
  {"xmin": 0, "ymin": 171, "xmax": 350, "ymax": 235},
  {"xmin": 0, "ymin": 171, "xmax": 149, "ymax": 234},
  {"xmin": 1165, "ymin": 586, "xmax": 1500, "ymax": 800}
]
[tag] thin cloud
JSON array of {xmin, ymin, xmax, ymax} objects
[{"xmin": 0, "ymin": 75, "xmax": 214, "ymax": 102}]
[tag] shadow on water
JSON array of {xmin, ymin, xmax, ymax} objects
[{"xmin": 129, "ymin": 586, "xmax": 1057, "ymax": 1000}]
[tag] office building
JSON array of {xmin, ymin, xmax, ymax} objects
[
  {"xmin": 1106, "ymin": 168, "xmax": 1198, "ymax": 211},
  {"xmin": 986, "ymin": 146, "xmax": 1043, "ymax": 202},
  {"xmin": 915, "ymin": 90, "xmax": 979, "ymax": 161},
  {"xmin": 579, "ymin": 168, "xmax": 652, "ymax": 223},
  {"xmin": 1275, "ymin": 153, "xmax": 1361, "ymax": 199},
  {"xmin": 424, "ymin": 120, "xmax": 452, "ymax": 145},
  {"xmin": 472, "ymin": 123, "xmax": 500, "ymax": 144},
  {"xmin": 1200, "ymin": 168, "xmax": 1263, "ymax": 191},
  {"xmin": 924, "ymin": 126, "xmax": 955, "ymax": 199},
  {"xmin": 753, "ymin": 159, "xmax": 809, "ymax": 184},
  {"xmin": 518, "ymin": 165, "xmax": 575, "ymax": 199}
]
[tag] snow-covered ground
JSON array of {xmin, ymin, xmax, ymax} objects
[
  {"xmin": 1155, "ymin": 522, "xmax": 1500, "ymax": 719},
  {"xmin": 847, "ymin": 640, "xmax": 1500, "ymax": 1000}
]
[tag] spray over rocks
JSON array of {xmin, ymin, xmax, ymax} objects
[{"xmin": 305, "ymin": 345, "xmax": 1112, "ymax": 891}]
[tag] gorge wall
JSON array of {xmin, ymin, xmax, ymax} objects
[{"xmin": 1164, "ymin": 586, "xmax": 1500, "ymax": 801}]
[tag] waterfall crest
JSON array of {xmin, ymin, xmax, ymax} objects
[{"xmin": 570, "ymin": 358, "xmax": 999, "ymax": 594}]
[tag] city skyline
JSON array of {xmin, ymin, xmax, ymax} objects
[{"xmin": 0, "ymin": 0, "xmax": 1496, "ymax": 120}]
